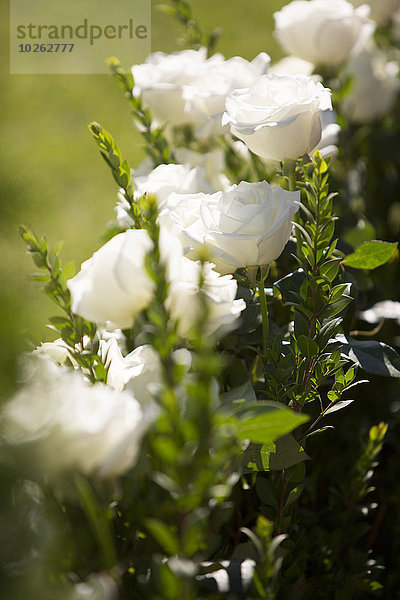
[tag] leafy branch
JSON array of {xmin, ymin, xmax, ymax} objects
[
  {"xmin": 89, "ymin": 121, "xmax": 142, "ymax": 229},
  {"xmin": 158, "ymin": 0, "xmax": 221, "ymax": 54},
  {"xmin": 19, "ymin": 225, "xmax": 105, "ymax": 382},
  {"xmin": 107, "ymin": 57, "xmax": 175, "ymax": 166}
]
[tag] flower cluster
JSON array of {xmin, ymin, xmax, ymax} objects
[{"xmin": 2, "ymin": 0, "xmax": 400, "ymax": 597}]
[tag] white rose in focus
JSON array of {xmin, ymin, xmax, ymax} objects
[
  {"xmin": 350, "ymin": 0, "xmax": 400, "ymax": 25},
  {"xmin": 182, "ymin": 53, "xmax": 270, "ymax": 137},
  {"xmin": 132, "ymin": 48, "xmax": 209, "ymax": 127},
  {"xmin": 2, "ymin": 360, "xmax": 146, "ymax": 479},
  {"xmin": 67, "ymin": 230, "xmax": 154, "ymax": 329},
  {"xmin": 274, "ymin": 0, "xmax": 375, "ymax": 66},
  {"xmin": 340, "ymin": 47, "xmax": 400, "ymax": 123},
  {"xmin": 223, "ymin": 74, "xmax": 332, "ymax": 162},
  {"xmin": 161, "ymin": 181, "xmax": 299, "ymax": 275}
]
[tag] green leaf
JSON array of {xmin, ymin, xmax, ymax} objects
[
  {"xmin": 344, "ymin": 218, "xmax": 376, "ymax": 248},
  {"xmin": 235, "ymin": 402, "xmax": 309, "ymax": 445},
  {"xmin": 274, "ymin": 270, "xmax": 306, "ymax": 303},
  {"xmin": 285, "ymin": 483, "xmax": 305, "ymax": 507},
  {"xmin": 320, "ymin": 259, "xmax": 341, "ymax": 282},
  {"xmin": 324, "ymin": 399, "xmax": 354, "ymax": 415},
  {"xmin": 297, "ymin": 335, "xmax": 319, "ymax": 358},
  {"xmin": 221, "ymin": 380, "xmax": 257, "ymax": 405},
  {"xmin": 338, "ymin": 335, "xmax": 400, "ymax": 378},
  {"xmin": 343, "ymin": 240, "xmax": 397, "ymax": 270},
  {"xmin": 244, "ymin": 434, "xmax": 310, "ymax": 472},
  {"xmin": 145, "ymin": 518, "xmax": 179, "ymax": 554}
]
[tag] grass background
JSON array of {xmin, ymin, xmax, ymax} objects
[{"xmin": 0, "ymin": 0, "xmax": 286, "ymax": 399}]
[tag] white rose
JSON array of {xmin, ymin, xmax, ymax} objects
[
  {"xmin": 34, "ymin": 338, "xmax": 71, "ymax": 364},
  {"xmin": 2, "ymin": 360, "xmax": 146, "ymax": 478},
  {"xmin": 116, "ymin": 163, "xmax": 216, "ymax": 229},
  {"xmin": 174, "ymin": 148, "xmax": 230, "ymax": 191},
  {"xmin": 167, "ymin": 257, "xmax": 246, "ymax": 337},
  {"xmin": 160, "ymin": 181, "xmax": 299, "ymax": 275},
  {"xmin": 315, "ymin": 110, "xmax": 341, "ymax": 158},
  {"xmin": 222, "ymin": 74, "xmax": 332, "ymax": 162},
  {"xmin": 101, "ymin": 337, "xmax": 162, "ymax": 403},
  {"xmin": 69, "ymin": 574, "xmax": 118, "ymax": 600},
  {"xmin": 340, "ymin": 46, "xmax": 400, "ymax": 123},
  {"xmin": 67, "ymin": 230, "xmax": 154, "ymax": 329},
  {"xmin": 132, "ymin": 47, "xmax": 209, "ymax": 127},
  {"xmin": 182, "ymin": 53, "xmax": 270, "ymax": 137},
  {"xmin": 269, "ymin": 56, "xmax": 315, "ymax": 77},
  {"xmin": 156, "ymin": 223, "xmax": 245, "ymax": 337},
  {"xmin": 350, "ymin": 0, "xmax": 400, "ymax": 25},
  {"xmin": 274, "ymin": 0, "xmax": 375, "ymax": 66}
]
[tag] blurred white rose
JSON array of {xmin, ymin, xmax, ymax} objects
[
  {"xmin": 269, "ymin": 56, "xmax": 315, "ymax": 77},
  {"xmin": 68, "ymin": 230, "xmax": 154, "ymax": 329},
  {"xmin": 132, "ymin": 48, "xmax": 209, "ymax": 127},
  {"xmin": 2, "ymin": 360, "xmax": 146, "ymax": 479},
  {"xmin": 34, "ymin": 338, "xmax": 71, "ymax": 364},
  {"xmin": 101, "ymin": 338, "xmax": 162, "ymax": 403},
  {"xmin": 132, "ymin": 49, "xmax": 270, "ymax": 135},
  {"xmin": 174, "ymin": 148, "xmax": 230, "ymax": 191},
  {"xmin": 274, "ymin": 0, "xmax": 375, "ymax": 66},
  {"xmin": 182, "ymin": 53, "xmax": 270, "ymax": 137},
  {"xmin": 315, "ymin": 110, "xmax": 341, "ymax": 158},
  {"xmin": 160, "ymin": 181, "xmax": 299, "ymax": 275},
  {"xmin": 223, "ymin": 74, "xmax": 332, "ymax": 162},
  {"xmin": 116, "ymin": 163, "xmax": 216, "ymax": 229},
  {"xmin": 349, "ymin": 0, "xmax": 400, "ymax": 25},
  {"xmin": 340, "ymin": 46, "xmax": 400, "ymax": 123},
  {"xmin": 167, "ymin": 257, "xmax": 246, "ymax": 337},
  {"xmin": 69, "ymin": 574, "xmax": 118, "ymax": 600}
]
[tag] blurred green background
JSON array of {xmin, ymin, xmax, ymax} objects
[{"xmin": 0, "ymin": 0, "xmax": 286, "ymax": 399}]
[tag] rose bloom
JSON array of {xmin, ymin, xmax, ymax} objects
[
  {"xmin": 102, "ymin": 337, "xmax": 192, "ymax": 405},
  {"xmin": 132, "ymin": 48, "xmax": 270, "ymax": 134},
  {"xmin": 116, "ymin": 163, "xmax": 216, "ymax": 229},
  {"xmin": 158, "ymin": 224, "xmax": 246, "ymax": 337},
  {"xmin": 274, "ymin": 0, "xmax": 375, "ymax": 66},
  {"xmin": 160, "ymin": 180, "xmax": 299, "ymax": 275},
  {"xmin": 267, "ymin": 60, "xmax": 340, "ymax": 159},
  {"xmin": 174, "ymin": 148, "xmax": 230, "ymax": 191},
  {"xmin": 132, "ymin": 47, "xmax": 209, "ymax": 127},
  {"xmin": 101, "ymin": 337, "xmax": 162, "ymax": 403},
  {"xmin": 68, "ymin": 223, "xmax": 245, "ymax": 338},
  {"xmin": 269, "ymin": 55, "xmax": 315, "ymax": 77},
  {"xmin": 223, "ymin": 74, "xmax": 332, "ymax": 162},
  {"xmin": 340, "ymin": 46, "xmax": 400, "ymax": 123},
  {"xmin": 167, "ymin": 257, "xmax": 246, "ymax": 337},
  {"xmin": 350, "ymin": 0, "xmax": 400, "ymax": 25},
  {"xmin": 1, "ymin": 359, "xmax": 146, "ymax": 479},
  {"xmin": 67, "ymin": 229, "xmax": 154, "ymax": 329},
  {"xmin": 182, "ymin": 52, "xmax": 270, "ymax": 136}
]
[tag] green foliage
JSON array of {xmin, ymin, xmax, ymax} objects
[
  {"xmin": 19, "ymin": 225, "xmax": 104, "ymax": 382},
  {"xmin": 158, "ymin": 0, "xmax": 221, "ymax": 54},
  {"xmin": 107, "ymin": 57, "xmax": 175, "ymax": 166},
  {"xmin": 89, "ymin": 121, "xmax": 142, "ymax": 228},
  {"xmin": 343, "ymin": 239, "xmax": 398, "ymax": 270},
  {"xmin": 5, "ymin": 2, "xmax": 400, "ymax": 598}
]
